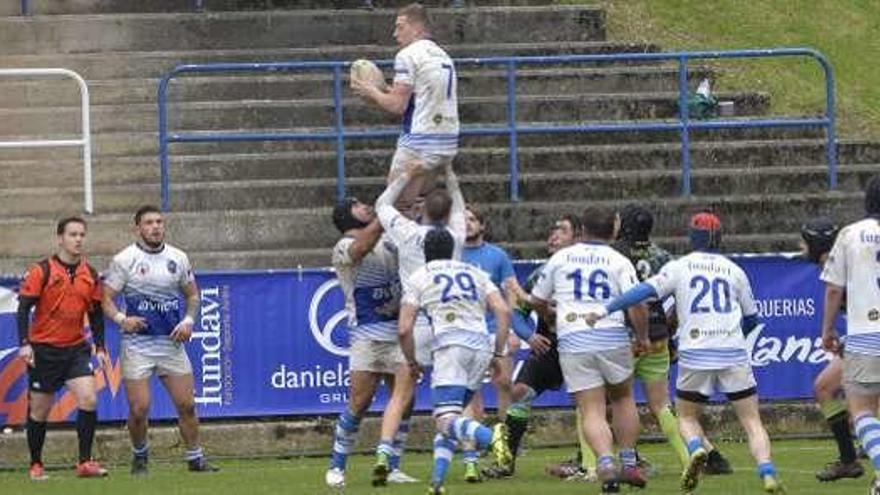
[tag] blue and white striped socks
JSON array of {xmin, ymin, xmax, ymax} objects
[
  {"xmin": 855, "ymin": 413, "xmax": 880, "ymax": 473},
  {"xmin": 329, "ymin": 410, "xmax": 360, "ymax": 470},
  {"xmin": 389, "ymin": 419, "xmax": 410, "ymax": 471}
]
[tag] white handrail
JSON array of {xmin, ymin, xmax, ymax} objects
[{"xmin": 0, "ymin": 68, "xmax": 93, "ymax": 213}]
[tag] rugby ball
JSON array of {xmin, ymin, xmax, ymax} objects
[{"xmin": 350, "ymin": 59, "xmax": 388, "ymax": 92}]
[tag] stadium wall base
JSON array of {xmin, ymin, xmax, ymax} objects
[{"xmin": 0, "ymin": 400, "xmax": 829, "ymax": 468}]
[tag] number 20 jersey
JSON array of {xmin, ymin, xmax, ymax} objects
[
  {"xmin": 531, "ymin": 242, "xmax": 639, "ymax": 353},
  {"xmin": 647, "ymin": 251, "xmax": 757, "ymax": 369},
  {"xmin": 403, "ymin": 260, "xmax": 499, "ymax": 352}
]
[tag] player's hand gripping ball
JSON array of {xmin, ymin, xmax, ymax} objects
[{"xmin": 350, "ymin": 59, "xmax": 388, "ymax": 95}]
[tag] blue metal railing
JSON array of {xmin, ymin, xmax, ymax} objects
[{"xmin": 157, "ymin": 48, "xmax": 836, "ymax": 212}]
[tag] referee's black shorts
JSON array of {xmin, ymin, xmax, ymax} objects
[
  {"xmin": 515, "ymin": 333, "xmax": 563, "ymax": 395},
  {"xmin": 28, "ymin": 342, "xmax": 93, "ymax": 393}
]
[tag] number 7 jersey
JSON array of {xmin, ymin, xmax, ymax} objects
[
  {"xmin": 531, "ymin": 242, "xmax": 639, "ymax": 353},
  {"xmin": 403, "ymin": 259, "xmax": 499, "ymax": 352}
]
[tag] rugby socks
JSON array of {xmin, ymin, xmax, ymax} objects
[
  {"xmin": 619, "ymin": 448, "xmax": 637, "ymax": 469},
  {"xmin": 821, "ymin": 399, "xmax": 857, "ymax": 464},
  {"xmin": 462, "ymin": 443, "xmax": 479, "ymax": 465},
  {"xmin": 657, "ymin": 404, "xmax": 690, "ymax": 468},
  {"xmin": 76, "ymin": 409, "xmax": 97, "ymax": 463},
  {"xmin": 329, "ymin": 410, "xmax": 360, "ymax": 470},
  {"xmin": 757, "ymin": 462, "xmax": 777, "ymax": 479},
  {"xmin": 132, "ymin": 442, "xmax": 149, "ymax": 458},
  {"xmin": 389, "ymin": 419, "xmax": 410, "ymax": 471},
  {"xmin": 185, "ymin": 446, "xmax": 205, "ymax": 462},
  {"xmin": 432, "ymin": 434, "xmax": 456, "ymax": 486},
  {"xmin": 854, "ymin": 414, "xmax": 880, "ymax": 473},
  {"xmin": 505, "ymin": 406, "xmax": 530, "ymax": 457},
  {"xmin": 576, "ymin": 408, "xmax": 597, "ymax": 470},
  {"xmin": 686, "ymin": 437, "xmax": 704, "ymax": 456},
  {"xmin": 27, "ymin": 417, "xmax": 47, "ymax": 465},
  {"xmin": 449, "ymin": 417, "xmax": 492, "ymax": 449}
]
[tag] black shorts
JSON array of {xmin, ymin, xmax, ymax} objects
[
  {"xmin": 515, "ymin": 335, "xmax": 563, "ymax": 395},
  {"xmin": 29, "ymin": 342, "xmax": 93, "ymax": 393}
]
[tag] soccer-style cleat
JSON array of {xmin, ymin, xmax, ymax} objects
[
  {"xmin": 130, "ymin": 454, "xmax": 148, "ymax": 476},
  {"xmin": 637, "ymin": 453, "xmax": 658, "ymax": 478},
  {"xmin": 545, "ymin": 458, "xmax": 582, "ymax": 479},
  {"xmin": 464, "ymin": 461, "xmax": 483, "ymax": 483},
  {"xmin": 325, "ymin": 467, "xmax": 345, "ymax": 488},
  {"xmin": 76, "ymin": 460, "xmax": 108, "ymax": 478},
  {"xmin": 372, "ymin": 452, "xmax": 390, "ymax": 486},
  {"xmin": 482, "ymin": 463, "xmax": 514, "ymax": 479},
  {"xmin": 29, "ymin": 462, "xmax": 48, "ymax": 481},
  {"xmin": 816, "ymin": 460, "xmax": 864, "ymax": 481},
  {"xmin": 762, "ymin": 474, "xmax": 787, "ymax": 494},
  {"xmin": 871, "ymin": 475, "xmax": 880, "ymax": 495},
  {"xmin": 620, "ymin": 465, "xmax": 648, "ymax": 488},
  {"xmin": 187, "ymin": 456, "xmax": 220, "ymax": 472},
  {"xmin": 426, "ymin": 481, "xmax": 446, "ymax": 495},
  {"xmin": 680, "ymin": 447, "xmax": 707, "ymax": 494},
  {"xmin": 600, "ymin": 480, "xmax": 621, "ymax": 494},
  {"xmin": 387, "ymin": 469, "xmax": 419, "ymax": 484},
  {"xmin": 489, "ymin": 423, "xmax": 514, "ymax": 473},
  {"xmin": 704, "ymin": 449, "xmax": 733, "ymax": 475}
]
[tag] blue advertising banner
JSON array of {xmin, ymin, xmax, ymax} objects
[{"xmin": 0, "ymin": 255, "xmax": 832, "ymax": 426}]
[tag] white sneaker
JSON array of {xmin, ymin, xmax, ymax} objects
[
  {"xmin": 325, "ymin": 467, "xmax": 345, "ymax": 488},
  {"xmin": 387, "ymin": 469, "xmax": 419, "ymax": 483}
]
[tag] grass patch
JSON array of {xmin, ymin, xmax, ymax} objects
[
  {"xmin": 560, "ymin": 0, "xmax": 880, "ymax": 138},
  {"xmin": 0, "ymin": 440, "xmax": 869, "ymax": 494}
]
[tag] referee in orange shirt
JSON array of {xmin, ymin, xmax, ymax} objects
[{"xmin": 16, "ymin": 216, "xmax": 110, "ymax": 480}]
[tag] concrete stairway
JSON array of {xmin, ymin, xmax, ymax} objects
[{"xmin": 0, "ymin": 4, "xmax": 870, "ymax": 273}]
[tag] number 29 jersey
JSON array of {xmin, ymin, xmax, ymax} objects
[
  {"xmin": 647, "ymin": 251, "xmax": 758, "ymax": 369},
  {"xmin": 402, "ymin": 260, "xmax": 499, "ymax": 352},
  {"xmin": 531, "ymin": 242, "xmax": 639, "ymax": 353}
]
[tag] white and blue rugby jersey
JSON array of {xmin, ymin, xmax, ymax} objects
[
  {"xmin": 531, "ymin": 242, "xmax": 638, "ymax": 353},
  {"xmin": 821, "ymin": 218, "xmax": 880, "ymax": 357},
  {"xmin": 403, "ymin": 260, "xmax": 498, "ymax": 352},
  {"xmin": 393, "ymin": 39, "xmax": 459, "ymax": 156},
  {"xmin": 332, "ymin": 235, "xmax": 401, "ymax": 342},
  {"xmin": 104, "ymin": 243, "xmax": 194, "ymax": 356},
  {"xmin": 647, "ymin": 252, "xmax": 757, "ymax": 370}
]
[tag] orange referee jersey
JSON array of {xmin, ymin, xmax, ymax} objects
[{"xmin": 19, "ymin": 256, "xmax": 102, "ymax": 347}]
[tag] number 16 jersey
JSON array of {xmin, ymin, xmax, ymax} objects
[{"xmin": 531, "ymin": 242, "xmax": 639, "ymax": 353}]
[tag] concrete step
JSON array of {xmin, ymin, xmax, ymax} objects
[
  {"xmin": 0, "ymin": 163, "xmax": 871, "ymax": 217},
  {"xmin": 22, "ymin": 0, "xmax": 558, "ymax": 16},
  {"xmin": 0, "ymin": 90, "xmax": 770, "ymax": 135},
  {"xmin": 0, "ymin": 190, "xmax": 866, "ymax": 269},
  {"xmin": 0, "ymin": 40, "xmax": 661, "ymax": 80},
  {"xmin": 0, "ymin": 139, "xmax": 870, "ymax": 189},
  {"xmin": 0, "ymin": 124, "xmax": 828, "ymax": 161},
  {"xmin": 0, "ymin": 6, "xmax": 605, "ymax": 55},
  {"xmin": 0, "ymin": 66, "xmax": 717, "ymax": 108}
]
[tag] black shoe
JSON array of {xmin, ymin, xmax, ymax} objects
[
  {"xmin": 704, "ymin": 449, "xmax": 733, "ymax": 475},
  {"xmin": 188, "ymin": 456, "xmax": 220, "ymax": 472},
  {"xmin": 130, "ymin": 455, "xmax": 148, "ymax": 476},
  {"xmin": 601, "ymin": 480, "xmax": 620, "ymax": 494},
  {"xmin": 815, "ymin": 460, "xmax": 864, "ymax": 481},
  {"xmin": 482, "ymin": 463, "xmax": 514, "ymax": 479}
]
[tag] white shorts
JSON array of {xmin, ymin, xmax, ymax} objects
[
  {"xmin": 415, "ymin": 317, "xmax": 434, "ymax": 366},
  {"xmin": 432, "ymin": 345, "xmax": 492, "ymax": 391},
  {"xmin": 390, "ymin": 145, "xmax": 455, "ymax": 174},
  {"xmin": 559, "ymin": 346, "xmax": 633, "ymax": 393},
  {"xmin": 349, "ymin": 338, "xmax": 404, "ymax": 375},
  {"xmin": 676, "ymin": 363, "xmax": 758, "ymax": 402},
  {"xmin": 121, "ymin": 344, "xmax": 192, "ymax": 381}
]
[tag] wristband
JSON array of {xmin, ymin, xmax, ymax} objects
[
  {"xmin": 113, "ymin": 313, "xmax": 126, "ymax": 325},
  {"xmin": 181, "ymin": 316, "xmax": 195, "ymax": 326},
  {"xmin": 493, "ymin": 351, "xmax": 507, "ymax": 359}
]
